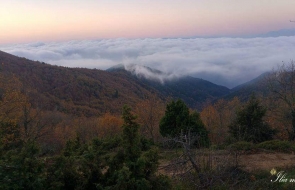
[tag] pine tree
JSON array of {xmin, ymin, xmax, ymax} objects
[
  {"xmin": 0, "ymin": 121, "xmax": 45, "ymax": 190},
  {"xmin": 121, "ymin": 105, "xmax": 141, "ymax": 162},
  {"xmin": 159, "ymin": 100, "xmax": 190, "ymax": 137},
  {"xmin": 229, "ymin": 95, "xmax": 276, "ymax": 143},
  {"xmin": 159, "ymin": 99, "xmax": 209, "ymax": 147},
  {"xmin": 104, "ymin": 105, "xmax": 171, "ymax": 189},
  {"xmin": 188, "ymin": 112, "xmax": 210, "ymax": 147}
]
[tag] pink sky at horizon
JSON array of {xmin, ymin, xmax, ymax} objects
[{"xmin": 1, "ymin": 0, "xmax": 295, "ymax": 45}]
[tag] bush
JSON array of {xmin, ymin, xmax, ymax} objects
[
  {"xmin": 224, "ymin": 136, "xmax": 238, "ymax": 145},
  {"xmin": 100, "ymin": 135, "xmax": 121, "ymax": 150},
  {"xmin": 227, "ymin": 141, "xmax": 254, "ymax": 151},
  {"xmin": 256, "ymin": 140, "xmax": 295, "ymax": 153},
  {"xmin": 210, "ymin": 144, "xmax": 226, "ymax": 150},
  {"xmin": 140, "ymin": 137, "xmax": 154, "ymax": 151}
]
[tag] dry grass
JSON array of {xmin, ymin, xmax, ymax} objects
[
  {"xmin": 158, "ymin": 149, "xmax": 295, "ymax": 189},
  {"xmin": 159, "ymin": 149, "xmax": 295, "ymax": 175},
  {"xmin": 240, "ymin": 152, "xmax": 295, "ymax": 172}
]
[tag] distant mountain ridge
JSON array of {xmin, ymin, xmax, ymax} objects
[
  {"xmin": 256, "ymin": 28, "xmax": 295, "ymax": 38},
  {"xmin": 107, "ymin": 64, "xmax": 230, "ymax": 108},
  {"xmin": 0, "ymin": 50, "xmax": 270, "ymax": 116},
  {"xmin": 224, "ymin": 72, "xmax": 270, "ymax": 101},
  {"xmin": 109, "ymin": 63, "xmax": 274, "ymax": 104}
]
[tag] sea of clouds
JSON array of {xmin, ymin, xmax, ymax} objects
[{"xmin": 1, "ymin": 36, "xmax": 295, "ymax": 88}]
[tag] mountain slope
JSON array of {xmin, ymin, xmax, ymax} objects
[
  {"xmin": 0, "ymin": 51, "xmax": 162, "ymax": 116},
  {"xmin": 224, "ymin": 72, "xmax": 270, "ymax": 101},
  {"xmin": 108, "ymin": 65, "xmax": 230, "ymax": 109},
  {"xmin": 0, "ymin": 50, "xmax": 231, "ymax": 116}
]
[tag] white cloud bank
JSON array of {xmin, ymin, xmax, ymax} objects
[{"xmin": 1, "ymin": 37, "xmax": 295, "ymax": 88}]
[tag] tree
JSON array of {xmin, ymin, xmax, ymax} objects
[
  {"xmin": 267, "ymin": 61, "xmax": 295, "ymax": 140},
  {"xmin": 0, "ymin": 120, "xmax": 46, "ymax": 190},
  {"xmin": 159, "ymin": 100, "xmax": 190, "ymax": 137},
  {"xmin": 160, "ymin": 99, "xmax": 209, "ymax": 147},
  {"xmin": 201, "ymin": 97, "xmax": 241, "ymax": 144},
  {"xmin": 0, "ymin": 74, "xmax": 27, "ymax": 123},
  {"xmin": 97, "ymin": 113, "xmax": 123, "ymax": 138},
  {"xmin": 0, "ymin": 142, "xmax": 46, "ymax": 190},
  {"xmin": 20, "ymin": 105, "xmax": 60, "ymax": 143},
  {"xmin": 121, "ymin": 105, "xmax": 141, "ymax": 162},
  {"xmin": 104, "ymin": 105, "xmax": 171, "ymax": 189},
  {"xmin": 135, "ymin": 94, "xmax": 165, "ymax": 143},
  {"xmin": 46, "ymin": 137, "xmax": 105, "ymax": 190},
  {"xmin": 187, "ymin": 112, "xmax": 210, "ymax": 147},
  {"xmin": 229, "ymin": 95, "xmax": 275, "ymax": 143}
]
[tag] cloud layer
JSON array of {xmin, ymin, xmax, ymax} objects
[{"xmin": 1, "ymin": 37, "xmax": 295, "ymax": 88}]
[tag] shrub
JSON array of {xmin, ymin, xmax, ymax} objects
[
  {"xmin": 256, "ymin": 140, "xmax": 295, "ymax": 153},
  {"xmin": 210, "ymin": 144, "xmax": 226, "ymax": 150},
  {"xmin": 227, "ymin": 141, "xmax": 254, "ymax": 151}
]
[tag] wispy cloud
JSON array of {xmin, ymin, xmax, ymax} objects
[
  {"xmin": 1, "ymin": 37, "xmax": 295, "ymax": 88},
  {"xmin": 123, "ymin": 64, "xmax": 181, "ymax": 84}
]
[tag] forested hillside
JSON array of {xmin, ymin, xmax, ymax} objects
[
  {"xmin": 0, "ymin": 51, "xmax": 164, "ymax": 117},
  {"xmin": 108, "ymin": 66, "xmax": 230, "ymax": 109},
  {"xmin": 0, "ymin": 51, "xmax": 232, "ymax": 117},
  {"xmin": 1, "ymin": 50, "xmax": 295, "ymax": 189}
]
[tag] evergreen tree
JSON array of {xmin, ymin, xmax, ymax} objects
[
  {"xmin": 121, "ymin": 105, "xmax": 141, "ymax": 162},
  {"xmin": 229, "ymin": 95, "xmax": 276, "ymax": 143},
  {"xmin": 0, "ymin": 121, "xmax": 45, "ymax": 190},
  {"xmin": 0, "ymin": 105, "xmax": 171, "ymax": 189},
  {"xmin": 159, "ymin": 99, "xmax": 209, "ymax": 147},
  {"xmin": 104, "ymin": 105, "xmax": 171, "ymax": 189},
  {"xmin": 46, "ymin": 137, "xmax": 106, "ymax": 190},
  {"xmin": 159, "ymin": 100, "xmax": 190, "ymax": 137},
  {"xmin": 188, "ymin": 112, "xmax": 210, "ymax": 147}
]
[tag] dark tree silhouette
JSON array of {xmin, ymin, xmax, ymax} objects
[{"xmin": 229, "ymin": 95, "xmax": 275, "ymax": 143}]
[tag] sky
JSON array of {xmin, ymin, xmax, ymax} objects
[
  {"xmin": 1, "ymin": 1, "xmax": 295, "ymax": 88},
  {"xmin": 1, "ymin": 0, "xmax": 295, "ymax": 44}
]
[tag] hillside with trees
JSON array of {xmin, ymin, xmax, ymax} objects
[
  {"xmin": 0, "ymin": 50, "xmax": 166, "ymax": 117},
  {"xmin": 108, "ymin": 65, "xmax": 230, "ymax": 109},
  {"xmin": 0, "ymin": 50, "xmax": 231, "ymax": 117},
  {"xmin": 1, "ymin": 51, "xmax": 295, "ymax": 189}
]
